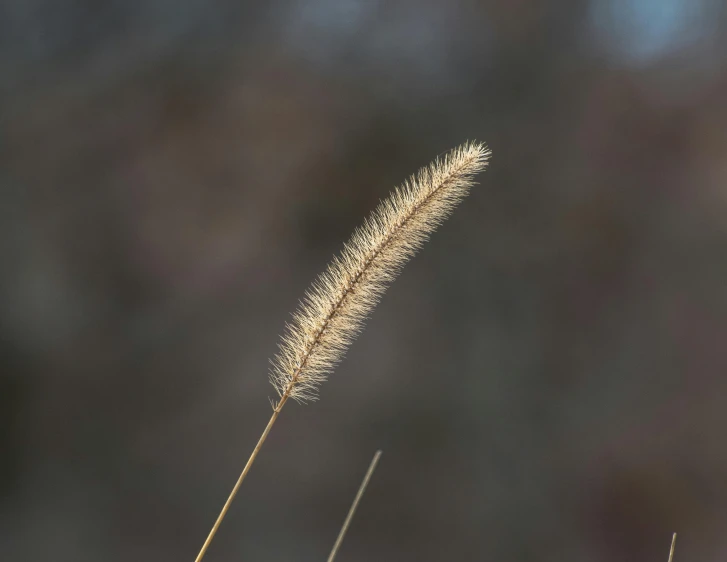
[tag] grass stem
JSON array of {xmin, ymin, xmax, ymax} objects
[
  {"xmin": 327, "ymin": 450, "xmax": 382, "ymax": 562},
  {"xmin": 193, "ymin": 394, "xmax": 289, "ymax": 562},
  {"xmin": 668, "ymin": 533, "xmax": 677, "ymax": 562}
]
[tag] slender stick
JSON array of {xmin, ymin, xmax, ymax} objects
[
  {"xmin": 327, "ymin": 450, "xmax": 383, "ymax": 562},
  {"xmin": 668, "ymin": 533, "xmax": 677, "ymax": 562},
  {"xmin": 194, "ymin": 394, "xmax": 289, "ymax": 562}
]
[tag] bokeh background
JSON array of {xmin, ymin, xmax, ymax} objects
[{"xmin": 2, "ymin": 1, "xmax": 727, "ymax": 560}]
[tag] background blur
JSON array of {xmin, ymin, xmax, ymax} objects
[{"xmin": 2, "ymin": 1, "xmax": 727, "ymax": 561}]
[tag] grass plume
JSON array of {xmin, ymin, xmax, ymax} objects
[
  {"xmin": 194, "ymin": 141, "xmax": 490, "ymax": 561},
  {"xmin": 270, "ymin": 141, "xmax": 491, "ymax": 404}
]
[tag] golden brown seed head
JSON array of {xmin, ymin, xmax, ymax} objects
[{"xmin": 269, "ymin": 141, "xmax": 491, "ymax": 404}]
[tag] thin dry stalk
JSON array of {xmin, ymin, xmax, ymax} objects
[
  {"xmin": 668, "ymin": 533, "xmax": 677, "ymax": 562},
  {"xmin": 193, "ymin": 142, "xmax": 490, "ymax": 561},
  {"xmin": 193, "ymin": 395, "xmax": 288, "ymax": 562},
  {"xmin": 327, "ymin": 450, "xmax": 383, "ymax": 562}
]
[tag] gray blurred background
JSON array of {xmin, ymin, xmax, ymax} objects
[{"xmin": 2, "ymin": 1, "xmax": 727, "ymax": 561}]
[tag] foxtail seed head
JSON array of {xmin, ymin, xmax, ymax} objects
[{"xmin": 269, "ymin": 142, "xmax": 490, "ymax": 405}]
